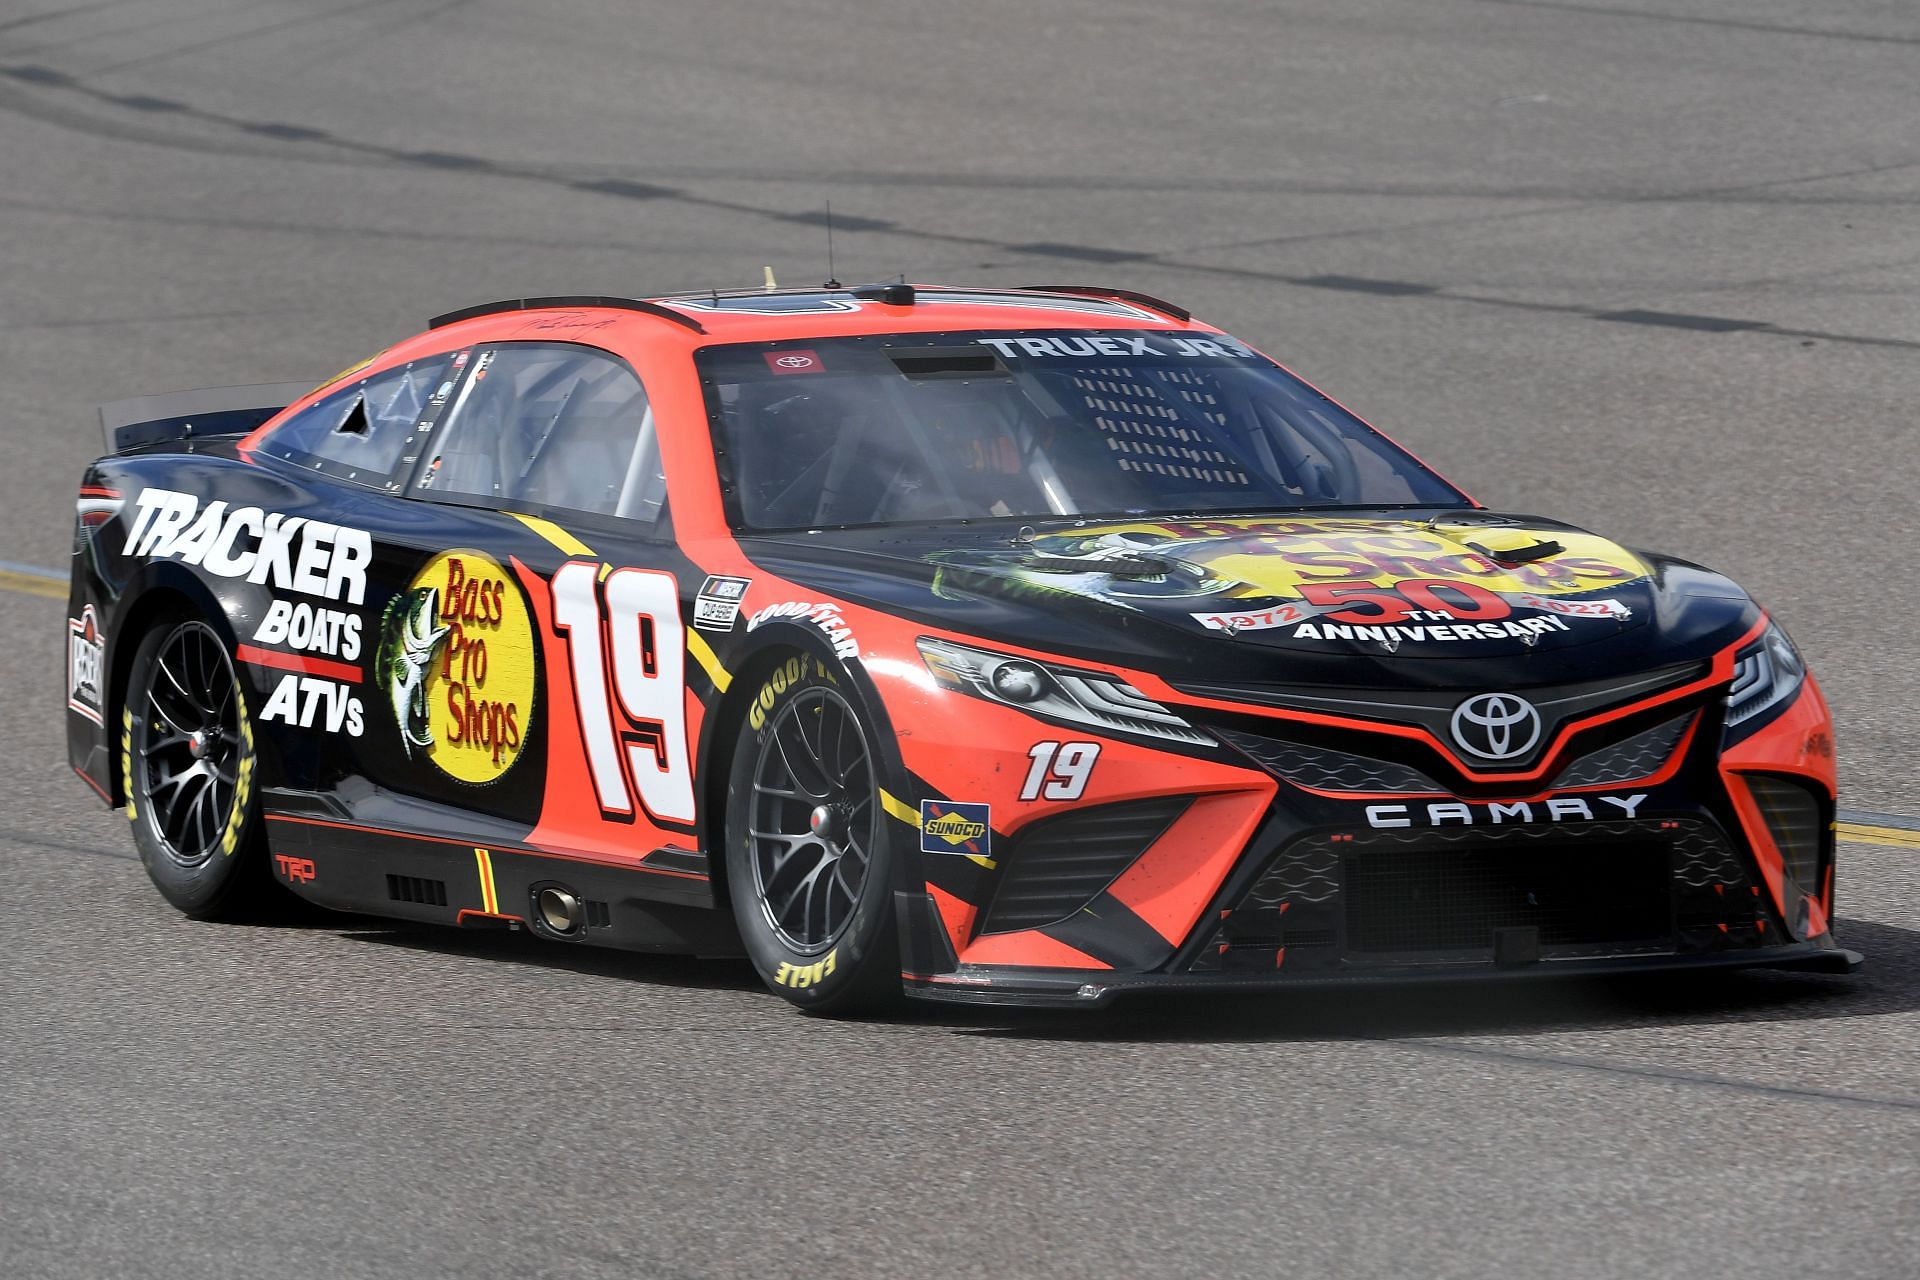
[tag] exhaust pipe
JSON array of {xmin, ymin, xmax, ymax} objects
[{"xmin": 534, "ymin": 886, "xmax": 584, "ymax": 935}]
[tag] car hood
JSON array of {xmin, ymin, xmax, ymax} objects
[{"xmin": 739, "ymin": 512, "xmax": 1759, "ymax": 686}]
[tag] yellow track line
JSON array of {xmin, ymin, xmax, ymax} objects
[
  {"xmin": 0, "ymin": 569, "xmax": 65, "ymax": 600},
  {"xmin": 1837, "ymin": 822, "xmax": 1920, "ymax": 850}
]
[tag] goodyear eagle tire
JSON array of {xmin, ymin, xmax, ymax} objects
[
  {"xmin": 124, "ymin": 619, "xmax": 276, "ymax": 920},
  {"xmin": 724, "ymin": 653, "xmax": 899, "ymax": 1013}
]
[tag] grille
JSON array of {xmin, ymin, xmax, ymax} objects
[
  {"xmin": 386, "ymin": 874, "xmax": 447, "ymax": 906},
  {"xmin": 1345, "ymin": 841, "xmax": 1672, "ymax": 953},
  {"xmin": 979, "ymin": 797, "xmax": 1190, "ymax": 935},
  {"xmin": 1219, "ymin": 727, "xmax": 1442, "ymax": 794},
  {"xmin": 1191, "ymin": 820, "xmax": 1766, "ymax": 972},
  {"xmin": 1554, "ymin": 713, "xmax": 1692, "ymax": 787},
  {"xmin": 1744, "ymin": 774, "xmax": 1825, "ymax": 890}
]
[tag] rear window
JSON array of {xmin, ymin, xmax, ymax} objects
[
  {"xmin": 697, "ymin": 330, "xmax": 1468, "ymax": 531},
  {"xmin": 261, "ymin": 356, "xmax": 454, "ymax": 490}
]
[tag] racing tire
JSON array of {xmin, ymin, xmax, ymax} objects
[
  {"xmin": 724, "ymin": 653, "xmax": 900, "ymax": 1013},
  {"xmin": 123, "ymin": 618, "xmax": 277, "ymax": 920}
]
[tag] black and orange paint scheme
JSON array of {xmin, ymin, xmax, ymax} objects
[{"xmin": 65, "ymin": 284, "xmax": 1859, "ymax": 1008}]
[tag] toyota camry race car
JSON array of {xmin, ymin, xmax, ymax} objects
[{"xmin": 65, "ymin": 283, "xmax": 1860, "ymax": 1010}]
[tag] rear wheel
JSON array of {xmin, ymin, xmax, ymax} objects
[
  {"xmin": 123, "ymin": 619, "xmax": 276, "ymax": 919},
  {"xmin": 724, "ymin": 654, "xmax": 899, "ymax": 1013}
]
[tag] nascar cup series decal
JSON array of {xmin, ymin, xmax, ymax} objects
[
  {"xmin": 929, "ymin": 518, "xmax": 1646, "ymax": 651},
  {"xmin": 375, "ymin": 550, "xmax": 535, "ymax": 783}
]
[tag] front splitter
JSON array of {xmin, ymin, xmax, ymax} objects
[{"xmin": 902, "ymin": 939, "xmax": 1864, "ymax": 1008}]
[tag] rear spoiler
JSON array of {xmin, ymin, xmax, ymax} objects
[{"xmin": 98, "ymin": 381, "xmax": 318, "ymax": 456}]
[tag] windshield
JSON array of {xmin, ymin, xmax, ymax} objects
[{"xmin": 698, "ymin": 330, "xmax": 1470, "ymax": 531}]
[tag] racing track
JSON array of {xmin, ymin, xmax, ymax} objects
[{"xmin": 2, "ymin": 2, "xmax": 1917, "ymax": 1276}]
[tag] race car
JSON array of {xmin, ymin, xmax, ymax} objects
[{"xmin": 65, "ymin": 282, "xmax": 1860, "ymax": 1011}]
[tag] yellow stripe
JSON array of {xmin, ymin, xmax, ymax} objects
[
  {"xmin": 474, "ymin": 847, "xmax": 497, "ymax": 913},
  {"xmin": 965, "ymin": 854, "xmax": 998, "ymax": 870},
  {"xmin": 0, "ymin": 569, "xmax": 65, "ymax": 600},
  {"xmin": 686, "ymin": 628, "xmax": 732, "ymax": 693},
  {"xmin": 507, "ymin": 511, "xmax": 594, "ymax": 558},
  {"xmin": 1837, "ymin": 822, "xmax": 1920, "ymax": 849},
  {"xmin": 880, "ymin": 789, "xmax": 921, "ymax": 828}
]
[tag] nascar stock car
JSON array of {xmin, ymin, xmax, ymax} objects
[{"xmin": 65, "ymin": 282, "xmax": 1860, "ymax": 1011}]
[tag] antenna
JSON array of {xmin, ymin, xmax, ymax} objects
[{"xmin": 823, "ymin": 201, "xmax": 841, "ymax": 290}]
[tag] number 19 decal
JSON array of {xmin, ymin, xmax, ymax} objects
[
  {"xmin": 1021, "ymin": 741, "xmax": 1101, "ymax": 801},
  {"xmin": 551, "ymin": 561, "xmax": 696, "ymax": 824}
]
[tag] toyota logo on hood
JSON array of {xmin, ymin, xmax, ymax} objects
[{"xmin": 1449, "ymin": 693, "xmax": 1543, "ymax": 761}]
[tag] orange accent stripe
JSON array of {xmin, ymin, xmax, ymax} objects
[
  {"xmin": 72, "ymin": 765, "xmax": 112, "ymax": 803},
  {"xmin": 235, "ymin": 645, "xmax": 363, "ymax": 683},
  {"xmin": 456, "ymin": 909, "xmax": 526, "ymax": 927},
  {"xmin": 263, "ymin": 812, "xmax": 709, "ymax": 880}
]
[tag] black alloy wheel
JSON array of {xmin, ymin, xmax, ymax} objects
[
  {"xmin": 126, "ymin": 619, "xmax": 277, "ymax": 918},
  {"xmin": 747, "ymin": 683, "xmax": 876, "ymax": 953},
  {"xmin": 725, "ymin": 654, "xmax": 899, "ymax": 1011}
]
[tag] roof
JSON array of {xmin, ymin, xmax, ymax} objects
[{"xmin": 423, "ymin": 284, "xmax": 1206, "ymax": 346}]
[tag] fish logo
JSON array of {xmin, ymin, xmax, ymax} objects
[{"xmin": 378, "ymin": 586, "xmax": 451, "ymax": 754}]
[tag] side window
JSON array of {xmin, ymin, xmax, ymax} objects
[
  {"xmin": 418, "ymin": 344, "xmax": 662, "ymax": 524},
  {"xmin": 261, "ymin": 356, "xmax": 455, "ymax": 490}
]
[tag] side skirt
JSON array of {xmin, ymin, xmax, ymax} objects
[{"xmin": 264, "ymin": 809, "xmax": 742, "ymax": 957}]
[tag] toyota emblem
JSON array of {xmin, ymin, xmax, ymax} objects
[
  {"xmin": 774, "ymin": 355, "xmax": 814, "ymax": 368},
  {"xmin": 1449, "ymin": 693, "xmax": 1543, "ymax": 761}
]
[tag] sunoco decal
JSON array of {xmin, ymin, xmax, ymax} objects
[
  {"xmin": 375, "ymin": 550, "xmax": 534, "ymax": 783},
  {"xmin": 920, "ymin": 800, "xmax": 991, "ymax": 856},
  {"xmin": 67, "ymin": 607, "xmax": 105, "ymax": 725}
]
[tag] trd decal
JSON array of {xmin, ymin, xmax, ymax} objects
[
  {"xmin": 122, "ymin": 488, "xmax": 372, "ymax": 604},
  {"xmin": 273, "ymin": 853, "xmax": 317, "ymax": 883},
  {"xmin": 920, "ymin": 801, "xmax": 991, "ymax": 856},
  {"xmin": 1020, "ymin": 741, "xmax": 1101, "ymax": 801},
  {"xmin": 693, "ymin": 575, "xmax": 751, "ymax": 632},
  {"xmin": 67, "ymin": 606, "xmax": 105, "ymax": 725},
  {"xmin": 1364, "ymin": 793, "xmax": 1649, "ymax": 828},
  {"xmin": 375, "ymin": 551, "xmax": 533, "ymax": 781},
  {"xmin": 551, "ymin": 561, "xmax": 695, "ymax": 824}
]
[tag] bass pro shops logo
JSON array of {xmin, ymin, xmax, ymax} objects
[
  {"xmin": 375, "ymin": 550, "xmax": 535, "ymax": 783},
  {"xmin": 1449, "ymin": 693, "xmax": 1542, "ymax": 761}
]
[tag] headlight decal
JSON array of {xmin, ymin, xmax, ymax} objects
[
  {"xmin": 916, "ymin": 637, "xmax": 1211, "ymax": 745},
  {"xmin": 1725, "ymin": 620, "xmax": 1806, "ymax": 735}
]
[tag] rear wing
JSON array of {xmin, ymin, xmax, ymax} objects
[{"xmin": 98, "ymin": 381, "xmax": 318, "ymax": 456}]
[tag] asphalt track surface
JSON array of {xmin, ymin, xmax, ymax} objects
[{"xmin": 3, "ymin": 2, "xmax": 1918, "ymax": 1276}]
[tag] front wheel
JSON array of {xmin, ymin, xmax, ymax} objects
[
  {"xmin": 724, "ymin": 654, "xmax": 899, "ymax": 1013},
  {"xmin": 124, "ymin": 618, "xmax": 276, "ymax": 919}
]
